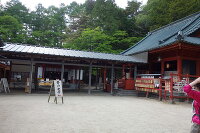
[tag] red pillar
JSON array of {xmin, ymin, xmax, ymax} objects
[
  {"xmin": 177, "ymin": 56, "xmax": 182, "ymax": 75},
  {"xmin": 122, "ymin": 64, "xmax": 125, "ymax": 78},
  {"xmin": 196, "ymin": 60, "xmax": 200, "ymax": 76},
  {"xmin": 161, "ymin": 60, "xmax": 164, "ymax": 77}
]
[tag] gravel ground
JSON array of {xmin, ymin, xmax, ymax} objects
[{"xmin": 0, "ymin": 92, "xmax": 192, "ymax": 133}]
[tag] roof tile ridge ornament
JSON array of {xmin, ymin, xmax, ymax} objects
[
  {"xmin": 176, "ymin": 31, "xmax": 184, "ymax": 41},
  {"xmin": 158, "ymin": 40, "xmax": 164, "ymax": 44}
]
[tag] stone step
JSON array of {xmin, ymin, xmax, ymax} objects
[{"xmin": 114, "ymin": 89, "xmax": 138, "ymax": 96}]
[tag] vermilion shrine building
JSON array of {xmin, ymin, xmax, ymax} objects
[{"xmin": 121, "ymin": 11, "xmax": 200, "ymax": 102}]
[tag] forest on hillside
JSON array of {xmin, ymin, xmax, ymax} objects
[{"xmin": 0, "ymin": 0, "xmax": 200, "ymax": 54}]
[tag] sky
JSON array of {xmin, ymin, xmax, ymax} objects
[{"xmin": 0, "ymin": 0, "xmax": 148, "ymax": 11}]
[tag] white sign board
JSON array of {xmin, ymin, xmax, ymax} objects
[
  {"xmin": 54, "ymin": 80, "xmax": 63, "ymax": 97},
  {"xmin": 0, "ymin": 78, "xmax": 10, "ymax": 93}
]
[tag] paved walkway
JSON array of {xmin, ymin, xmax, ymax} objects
[{"xmin": 0, "ymin": 92, "xmax": 192, "ymax": 133}]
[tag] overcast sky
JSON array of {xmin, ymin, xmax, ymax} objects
[{"xmin": 1, "ymin": 0, "xmax": 148, "ymax": 11}]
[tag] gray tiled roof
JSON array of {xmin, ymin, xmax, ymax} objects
[
  {"xmin": 122, "ymin": 11, "xmax": 200, "ymax": 55},
  {"xmin": 1, "ymin": 43, "xmax": 146, "ymax": 63}
]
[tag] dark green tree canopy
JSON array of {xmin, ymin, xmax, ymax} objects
[{"xmin": 0, "ymin": 0, "xmax": 199, "ymax": 53}]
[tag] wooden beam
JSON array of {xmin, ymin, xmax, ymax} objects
[
  {"xmin": 0, "ymin": 58, "xmax": 123, "ymax": 69},
  {"xmin": 162, "ymin": 57, "xmax": 177, "ymax": 62},
  {"xmin": 149, "ymin": 43, "xmax": 179, "ymax": 54}
]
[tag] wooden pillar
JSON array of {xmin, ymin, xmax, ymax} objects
[
  {"xmin": 103, "ymin": 68, "xmax": 106, "ymax": 90},
  {"xmin": 3, "ymin": 68, "xmax": 6, "ymax": 78},
  {"xmin": 8, "ymin": 61, "xmax": 12, "ymax": 83},
  {"xmin": 42, "ymin": 64, "xmax": 45, "ymax": 78},
  {"xmin": 35, "ymin": 63, "xmax": 38, "ymax": 91},
  {"xmin": 149, "ymin": 63, "xmax": 152, "ymax": 74},
  {"xmin": 161, "ymin": 60, "xmax": 164, "ymax": 77},
  {"xmin": 78, "ymin": 69, "xmax": 81, "ymax": 91},
  {"xmin": 29, "ymin": 58, "xmax": 34, "ymax": 93},
  {"xmin": 122, "ymin": 64, "xmax": 125, "ymax": 78},
  {"xmin": 134, "ymin": 65, "xmax": 137, "ymax": 80},
  {"xmin": 177, "ymin": 56, "xmax": 182, "ymax": 75},
  {"xmin": 61, "ymin": 63, "xmax": 64, "ymax": 82},
  {"xmin": 88, "ymin": 62, "xmax": 92, "ymax": 94},
  {"xmin": 95, "ymin": 68, "xmax": 98, "ymax": 90},
  {"xmin": 110, "ymin": 64, "xmax": 114, "ymax": 95},
  {"xmin": 196, "ymin": 60, "xmax": 200, "ymax": 76}
]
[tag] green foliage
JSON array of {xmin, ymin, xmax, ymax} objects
[
  {"xmin": 0, "ymin": 15, "xmax": 24, "ymax": 42},
  {"xmin": 64, "ymin": 28, "xmax": 142, "ymax": 54},
  {"xmin": 137, "ymin": 0, "xmax": 200, "ymax": 31},
  {"xmin": 168, "ymin": 0, "xmax": 200, "ymax": 21},
  {"xmin": 64, "ymin": 27, "xmax": 114, "ymax": 53},
  {"xmin": 90, "ymin": 0, "xmax": 122, "ymax": 34},
  {"xmin": 2, "ymin": 0, "xmax": 30, "ymax": 23},
  {"xmin": 0, "ymin": 0, "xmax": 199, "ymax": 54}
]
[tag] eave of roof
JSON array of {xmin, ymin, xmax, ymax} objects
[
  {"xmin": 0, "ymin": 43, "xmax": 147, "ymax": 63},
  {"xmin": 122, "ymin": 11, "xmax": 200, "ymax": 55}
]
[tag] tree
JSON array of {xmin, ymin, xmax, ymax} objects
[
  {"xmin": 168, "ymin": 0, "xmax": 200, "ymax": 21},
  {"xmin": 0, "ymin": 15, "xmax": 24, "ymax": 43},
  {"xmin": 111, "ymin": 30, "xmax": 143, "ymax": 52},
  {"xmin": 126, "ymin": 0, "xmax": 141, "ymax": 17},
  {"xmin": 64, "ymin": 27, "xmax": 115, "ymax": 53},
  {"xmin": 3, "ymin": 0, "xmax": 30, "ymax": 24},
  {"xmin": 136, "ymin": 0, "xmax": 200, "ymax": 31}
]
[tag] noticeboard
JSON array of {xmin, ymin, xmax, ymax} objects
[
  {"xmin": 48, "ymin": 80, "xmax": 63, "ymax": 104},
  {"xmin": 54, "ymin": 80, "xmax": 63, "ymax": 97},
  {"xmin": 0, "ymin": 78, "xmax": 10, "ymax": 93}
]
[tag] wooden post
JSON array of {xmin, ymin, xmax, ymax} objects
[
  {"xmin": 103, "ymin": 68, "xmax": 106, "ymax": 90},
  {"xmin": 3, "ymin": 68, "xmax": 6, "ymax": 78},
  {"xmin": 122, "ymin": 64, "xmax": 125, "ymax": 78},
  {"xmin": 61, "ymin": 63, "xmax": 64, "ymax": 82},
  {"xmin": 78, "ymin": 69, "xmax": 81, "ymax": 91},
  {"xmin": 8, "ymin": 61, "xmax": 12, "ymax": 83},
  {"xmin": 134, "ymin": 65, "xmax": 137, "ymax": 80},
  {"xmin": 110, "ymin": 64, "xmax": 114, "ymax": 95},
  {"xmin": 177, "ymin": 56, "xmax": 182, "ymax": 76},
  {"xmin": 35, "ymin": 63, "xmax": 39, "ymax": 92},
  {"xmin": 196, "ymin": 60, "xmax": 200, "ymax": 76},
  {"xmin": 29, "ymin": 58, "xmax": 34, "ymax": 93},
  {"xmin": 159, "ymin": 77, "xmax": 162, "ymax": 101},
  {"xmin": 161, "ymin": 60, "xmax": 164, "ymax": 77},
  {"xmin": 170, "ymin": 73, "xmax": 175, "ymax": 104},
  {"xmin": 95, "ymin": 68, "xmax": 98, "ymax": 90},
  {"xmin": 88, "ymin": 62, "xmax": 92, "ymax": 94}
]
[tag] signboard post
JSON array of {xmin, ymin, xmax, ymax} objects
[
  {"xmin": 48, "ymin": 80, "xmax": 63, "ymax": 104},
  {"xmin": 0, "ymin": 78, "xmax": 10, "ymax": 93}
]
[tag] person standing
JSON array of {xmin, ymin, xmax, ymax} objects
[{"xmin": 183, "ymin": 77, "xmax": 200, "ymax": 133}]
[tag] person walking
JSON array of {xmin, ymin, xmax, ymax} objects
[{"xmin": 183, "ymin": 77, "xmax": 200, "ymax": 133}]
